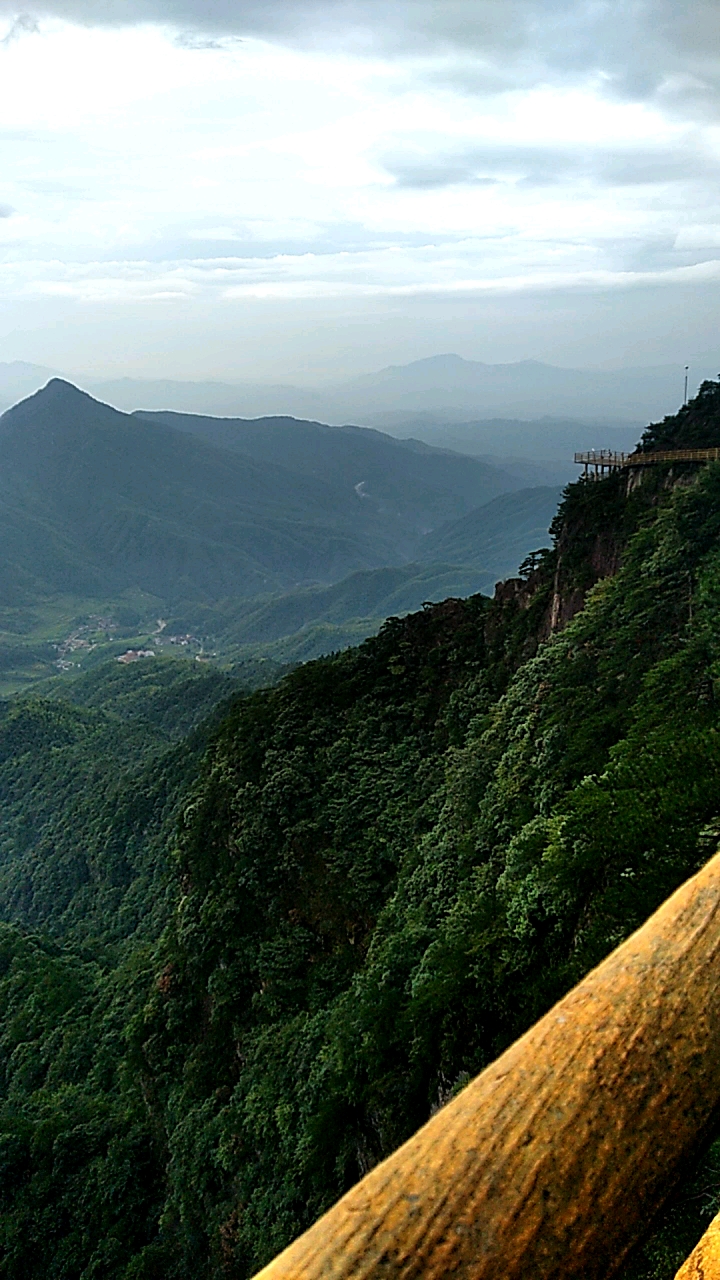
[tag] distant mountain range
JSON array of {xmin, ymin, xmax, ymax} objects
[
  {"xmin": 0, "ymin": 379, "xmax": 522, "ymax": 605},
  {"xmin": 0, "ymin": 353, "xmax": 700, "ymax": 452},
  {"xmin": 84, "ymin": 355, "xmax": 693, "ymax": 425},
  {"xmin": 136, "ymin": 411, "xmax": 561, "ymax": 579},
  {"xmin": 0, "ymin": 380, "xmax": 562, "ymax": 687}
]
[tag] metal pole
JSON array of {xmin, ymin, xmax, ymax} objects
[{"xmin": 684, "ymin": 366, "xmax": 689, "ymax": 405}]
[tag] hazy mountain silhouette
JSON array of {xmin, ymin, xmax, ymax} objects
[
  {"xmin": 370, "ymin": 413, "xmax": 640, "ymax": 471},
  {"xmin": 88, "ymin": 353, "xmax": 697, "ymax": 430},
  {"xmin": 91, "ymin": 375, "xmax": 329, "ymax": 422},
  {"xmin": 335, "ymin": 353, "xmax": 691, "ymax": 422},
  {"xmin": 0, "ymin": 380, "xmax": 518, "ymax": 608},
  {"xmin": 133, "ymin": 408, "xmax": 510, "ymax": 527},
  {"xmin": 416, "ymin": 485, "xmax": 562, "ymax": 575}
]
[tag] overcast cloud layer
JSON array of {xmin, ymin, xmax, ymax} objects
[
  {"xmin": 0, "ymin": 1, "xmax": 719, "ymax": 383},
  {"xmin": 2, "ymin": 1, "xmax": 719, "ymax": 109}
]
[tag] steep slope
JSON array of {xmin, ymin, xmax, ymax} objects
[
  {"xmin": 4, "ymin": 385, "xmax": 720, "ymax": 1278},
  {"xmin": 416, "ymin": 485, "xmax": 562, "ymax": 576},
  {"xmin": 133, "ymin": 408, "xmax": 516, "ymax": 528},
  {"xmin": 0, "ymin": 382, "xmax": 518, "ymax": 611},
  {"xmin": 0, "ymin": 660, "xmax": 238, "ymax": 944},
  {"xmin": 0, "ymin": 380, "xmax": 395, "ymax": 602},
  {"xmin": 129, "ymin": 455, "xmax": 720, "ymax": 1279}
]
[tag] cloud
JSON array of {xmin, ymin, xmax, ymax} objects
[
  {"xmin": 0, "ymin": 2, "xmax": 718, "ymax": 129},
  {"xmin": 675, "ymin": 225, "xmax": 720, "ymax": 250},
  {"xmin": 0, "ymin": 0, "xmax": 717, "ymax": 114},
  {"xmin": 0, "ymin": 202, "xmax": 15, "ymax": 216},
  {"xmin": 0, "ymin": 4, "xmax": 718, "ymax": 379},
  {"xmin": 6, "ymin": 243, "xmax": 720, "ymax": 310},
  {"xmin": 594, "ymin": 146, "xmax": 708, "ymax": 187},
  {"xmin": 384, "ymin": 144, "xmax": 576, "ymax": 190},
  {"xmin": 0, "ymin": 2, "xmax": 712, "ymax": 81},
  {"xmin": 382, "ymin": 139, "xmax": 715, "ymax": 192},
  {"xmin": 1, "ymin": 11, "xmax": 39, "ymax": 42},
  {"xmin": 173, "ymin": 30, "xmax": 241, "ymax": 50}
]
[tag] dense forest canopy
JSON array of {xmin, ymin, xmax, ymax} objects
[
  {"xmin": 640, "ymin": 379, "xmax": 720, "ymax": 452},
  {"xmin": 3, "ymin": 386, "xmax": 720, "ymax": 1277}
]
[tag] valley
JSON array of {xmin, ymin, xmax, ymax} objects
[
  {"xmin": 5, "ymin": 4, "xmax": 720, "ymax": 1274},
  {"xmin": 1, "ymin": 380, "xmax": 720, "ymax": 1276},
  {"xmin": 0, "ymin": 379, "xmax": 561, "ymax": 694}
]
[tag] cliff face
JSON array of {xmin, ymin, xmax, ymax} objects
[
  {"xmin": 6, "ymin": 382, "xmax": 720, "ymax": 1280},
  {"xmin": 491, "ymin": 378, "xmax": 720, "ymax": 645},
  {"xmin": 488, "ymin": 468, "xmax": 631, "ymax": 651},
  {"xmin": 546, "ymin": 507, "xmax": 625, "ymax": 634}
]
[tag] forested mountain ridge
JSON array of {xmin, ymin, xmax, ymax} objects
[
  {"xmin": 0, "ymin": 660, "xmax": 240, "ymax": 946},
  {"xmin": 0, "ymin": 379, "xmax": 516, "ymax": 606},
  {"xmin": 0, "ymin": 379, "xmax": 558, "ymax": 692},
  {"xmin": 132, "ymin": 408, "xmax": 506, "ymax": 517},
  {"xmin": 3, "ymin": 385, "xmax": 720, "ymax": 1277},
  {"xmin": 0, "ymin": 379, "xmax": 402, "ymax": 603}
]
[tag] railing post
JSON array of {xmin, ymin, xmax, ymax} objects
[{"xmin": 253, "ymin": 854, "xmax": 720, "ymax": 1280}]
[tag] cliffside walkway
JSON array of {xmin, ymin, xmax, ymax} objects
[
  {"xmin": 575, "ymin": 446, "xmax": 720, "ymax": 478},
  {"xmin": 253, "ymin": 854, "xmax": 720, "ymax": 1280}
]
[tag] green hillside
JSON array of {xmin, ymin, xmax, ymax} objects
[
  {"xmin": 0, "ymin": 380, "xmax": 401, "ymax": 603},
  {"xmin": 0, "ymin": 381, "xmax": 548, "ymax": 693},
  {"xmin": 133, "ymin": 408, "xmax": 514, "ymax": 523},
  {"xmin": 416, "ymin": 484, "xmax": 562, "ymax": 574},
  {"xmin": 0, "ymin": 380, "xmax": 515, "ymax": 609},
  {"xmin": 0, "ymin": 660, "xmax": 239, "ymax": 947},
  {"xmin": 3, "ymin": 385, "xmax": 720, "ymax": 1276}
]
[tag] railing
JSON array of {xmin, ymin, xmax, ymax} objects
[
  {"xmin": 575, "ymin": 447, "xmax": 720, "ymax": 477},
  {"xmin": 574, "ymin": 449, "xmax": 632, "ymax": 468},
  {"xmin": 253, "ymin": 853, "xmax": 720, "ymax": 1280},
  {"xmin": 676, "ymin": 1210, "xmax": 720, "ymax": 1277}
]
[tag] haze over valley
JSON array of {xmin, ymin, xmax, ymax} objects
[
  {"xmin": 4, "ymin": 4, "xmax": 720, "ymax": 1277},
  {"xmin": 0, "ymin": 350, "xmax": 696, "ymax": 456},
  {"xmin": 0, "ymin": 376, "xmax": 566, "ymax": 692}
]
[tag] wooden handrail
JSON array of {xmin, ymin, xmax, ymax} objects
[
  {"xmin": 675, "ymin": 1209, "xmax": 720, "ymax": 1277},
  {"xmin": 253, "ymin": 853, "xmax": 720, "ymax": 1280},
  {"xmin": 574, "ymin": 447, "xmax": 720, "ymax": 470}
]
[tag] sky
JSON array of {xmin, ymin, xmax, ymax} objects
[{"xmin": 1, "ymin": 1, "xmax": 720, "ymax": 383}]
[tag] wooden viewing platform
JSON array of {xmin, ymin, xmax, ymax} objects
[{"xmin": 575, "ymin": 447, "xmax": 720, "ymax": 478}]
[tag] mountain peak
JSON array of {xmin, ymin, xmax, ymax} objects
[
  {"xmin": 36, "ymin": 377, "xmax": 97, "ymax": 403},
  {"xmin": 0, "ymin": 377, "xmax": 112, "ymax": 422},
  {"xmin": 405, "ymin": 353, "xmax": 475, "ymax": 369}
]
